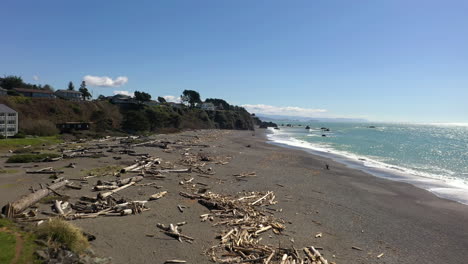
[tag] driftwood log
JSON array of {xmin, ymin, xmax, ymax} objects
[
  {"xmin": 98, "ymin": 182, "xmax": 135, "ymax": 199},
  {"xmin": 153, "ymin": 168, "xmax": 191, "ymax": 173},
  {"xmin": 54, "ymin": 200, "xmax": 65, "ymax": 215},
  {"xmin": 26, "ymin": 167, "xmax": 64, "ymax": 174},
  {"xmin": 149, "ymin": 191, "xmax": 167, "ymax": 201},
  {"xmin": 2, "ymin": 180, "xmax": 68, "ymax": 217}
]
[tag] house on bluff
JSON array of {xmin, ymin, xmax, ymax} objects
[{"xmin": 0, "ymin": 104, "xmax": 18, "ymax": 137}]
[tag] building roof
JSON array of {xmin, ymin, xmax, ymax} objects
[
  {"xmin": 0, "ymin": 104, "xmax": 17, "ymax": 113},
  {"xmin": 57, "ymin": 122, "xmax": 92, "ymax": 124},
  {"xmin": 55, "ymin": 89, "xmax": 82, "ymax": 94},
  {"xmin": 113, "ymin": 94, "xmax": 131, "ymax": 99},
  {"xmin": 14, "ymin": 88, "xmax": 54, "ymax": 94}
]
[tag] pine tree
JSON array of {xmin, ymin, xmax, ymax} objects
[
  {"xmin": 68, "ymin": 81, "xmax": 75, "ymax": 91},
  {"xmin": 79, "ymin": 81, "xmax": 92, "ymax": 100}
]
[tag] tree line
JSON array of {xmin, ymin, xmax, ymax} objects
[
  {"xmin": 0, "ymin": 75, "xmax": 54, "ymax": 93},
  {"xmin": 0, "ymin": 75, "xmax": 91, "ymax": 100},
  {"xmin": 1, "ymin": 75, "xmax": 245, "ymax": 114}
]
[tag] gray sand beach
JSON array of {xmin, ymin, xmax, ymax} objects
[{"xmin": 1, "ymin": 129, "xmax": 467, "ymax": 263}]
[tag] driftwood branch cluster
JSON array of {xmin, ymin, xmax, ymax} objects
[
  {"xmin": 180, "ymin": 191, "xmax": 330, "ymax": 264},
  {"xmin": 68, "ymin": 199, "xmax": 149, "ymax": 219}
]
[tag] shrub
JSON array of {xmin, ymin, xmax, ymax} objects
[
  {"xmin": 71, "ymin": 105, "xmax": 81, "ymax": 114},
  {"xmin": 6, "ymin": 153, "xmax": 61, "ymax": 163},
  {"xmin": 12, "ymin": 132, "xmax": 26, "ymax": 138},
  {"xmin": 11, "ymin": 96, "xmax": 30, "ymax": 104},
  {"xmin": 214, "ymin": 111, "xmax": 230, "ymax": 129},
  {"xmin": 7, "ymin": 90, "xmax": 20, "ymax": 96},
  {"xmin": 36, "ymin": 218, "xmax": 89, "ymax": 253},
  {"xmin": 199, "ymin": 110, "xmax": 210, "ymax": 122},
  {"xmin": 48, "ymin": 106, "xmax": 57, "ymax": 114},
  {"xmin": 21, "ymin": 119, "xmax": 59, "ymax": 136},
  {"xmin": 122, "ymin": 110, "xmax": 150, "ymax": 132},
  {"xmin": 13, "ymin": 147, "xmax": 34, "ymax": 153}
]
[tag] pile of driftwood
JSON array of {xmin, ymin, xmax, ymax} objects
[
  {"xmin": 180, "ymin": 191, "xmax": 330, "ymax": 264},
  {"xmin": 157, "ymin": 222, "xmax": 194, "ymax": 243},
  {"xmin": 179, "ymin": 151, "xmax": 206, "ymax": 167},
  {"xmin": 62, "ymin": 176, "xmax": 169, "ymax": 219},
  {"xmin": 68, "ymin": 199, "xmax": 149, "ymax": 220},
  {"xmin": 121, "ymin": 156, "xmax": 161, "ymax": 173},
  {"xmin": 62, "ymin": 147, "xmax": 107, "ymax": 159},
  {"xmin": 93, "ymin": 176, "xmax": 143, "ymax": 195},
  {"xmin": 178, "ymin": 151, "xmax": 232, "ymax": 167},
  {"xmin": 2, "ymin": 180, "xmax": 69, "ymax": 218},
  {"xmin": 1, "ymin": 173, "xmax": 165, "ymax": 221}
]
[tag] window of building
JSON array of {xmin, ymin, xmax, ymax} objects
[{"xmin": 8, "ymin": 113, "xmax": 16, "ymax": 116}]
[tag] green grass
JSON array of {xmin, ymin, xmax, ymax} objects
[
  {"xmin": 0, "ymin": 136, "xmax": 62, "ymax": 151},
  {"xmin": 0, "ymin": 218, "xmax": 38, "ymax": 264},
  {"xmin": 0, "ymin": 231, "xmax": 16, "ymax": 263},
  {"xmin": 0, "ymin": 218, "xmax": 14, "ymax": 228},
  {"xmin": 6, "ymin": 153, "xmax": 61, "ymax": 163},
  {"xmin": 0, "ymin": 168, "xmax": 19, "ymax": 174},
  {"xmin": 16, "ymin": 232, "xmax": 38, "ymax": 264},
  {"xmin": 0, "ymin": 183, "xmax": 19, "ymax": 189}
]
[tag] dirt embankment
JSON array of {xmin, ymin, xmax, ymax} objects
[{"xmin": 0, "ymin": 97, "xmax": 122, "ymax": 135}]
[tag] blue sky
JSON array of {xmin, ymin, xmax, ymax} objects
[{"xmin": 1, "ymin": 0, "xmax": 467, "ymax": 122}]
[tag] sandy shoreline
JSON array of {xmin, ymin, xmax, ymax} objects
[{"xmin": 1, "ymin": 129, "xmax": 468, "ymax": 263}]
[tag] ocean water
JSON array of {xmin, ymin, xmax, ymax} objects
[{"xmin": 266, "ymin": 122, "xmax": 468, "ymax": 205}]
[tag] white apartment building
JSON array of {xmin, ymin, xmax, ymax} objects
[{"xmin": 0, "ymin": 104, "xmax": 18, "ymax": 137}]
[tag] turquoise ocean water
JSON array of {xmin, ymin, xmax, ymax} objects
[{"xmin": 266, "ymin": 122, "xmax": 468, "ymax": 205}]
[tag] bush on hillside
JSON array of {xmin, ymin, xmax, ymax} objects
[
  {"xmin": 122, "ymin": 110, "xmax": 150, "ymax": 132},
  {"xmin": 144, "ymin": 107, "xmax": 178, "ymax": 130},
  {"xmin": 0, "ymin": 97, "xmax": 122, "ymax": 135},
  {"xmin": 91, "ymin": 110, "xmax": 115, "ymax": 132},
  {"xmin": 21, "ymin": 119, "xmax": 59, "ymax": 136}
]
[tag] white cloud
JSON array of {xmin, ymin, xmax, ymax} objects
[
  {"xmin": 83, "ymin": 75, "xmax": 128, "ymax": 87},
  {"xmin": 32, "ymin": 75, "xmax": 39, "ymax": 81},
  {"xmin": 241, "ymin": 104, "xmax": 327, "ymax": 117},
  {"xmin": 163, "ymin": 95, "xmax": 181, "ymax": 103},
  {"xmin": 113, "ymin": 90, "xmax": 134, "ymax": 97}
]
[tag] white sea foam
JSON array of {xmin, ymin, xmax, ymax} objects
[
  {"xmin": 424, "ymin": 122, "xmax": 468, "ymax": 127},
  {"xmin": 266, "ymin": 127, "xmax": 468, "ymax": 205}
]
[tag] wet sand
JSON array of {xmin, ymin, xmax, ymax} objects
[{"xmin": 1, "ymin": 129, "xmax": 468, "ymax": 263}]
